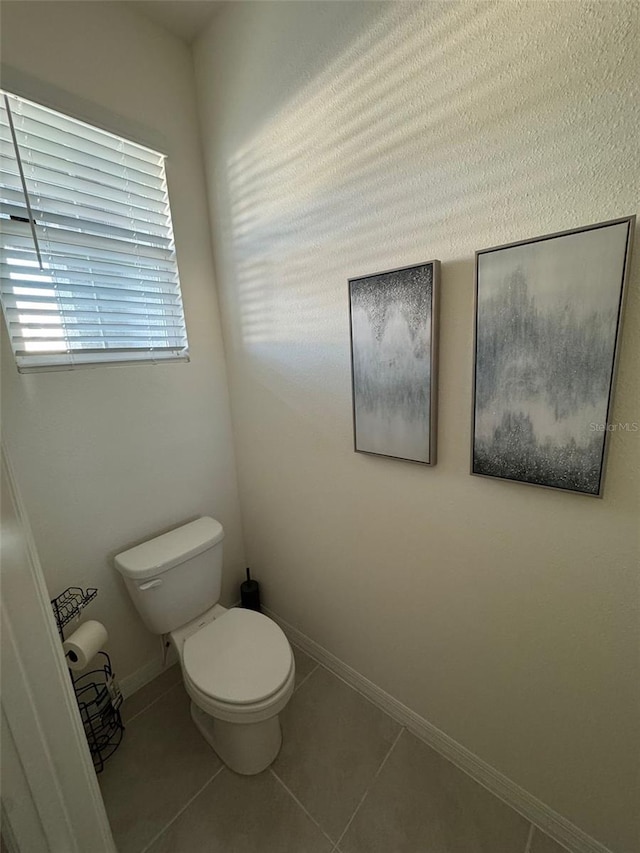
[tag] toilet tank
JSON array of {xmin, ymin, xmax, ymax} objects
[{"xmin": 114, "ymin": 517, "xmax": 224, "ymax": 634}]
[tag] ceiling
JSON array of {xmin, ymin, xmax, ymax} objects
[{"xmin": 130, "ymin": 1, "xmax": 223, "ymax": 43}]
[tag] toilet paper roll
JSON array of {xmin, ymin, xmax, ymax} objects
[{"xmin": 63, "ymin": 620, "xmax": 108, "ymax": 671}]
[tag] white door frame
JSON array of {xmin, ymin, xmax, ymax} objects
[{"xmin": 1, "ymin": 444, "xmax": 116, "ymax": 853}]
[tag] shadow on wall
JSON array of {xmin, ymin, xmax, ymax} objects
[{"xmin": 217, "ymin": 0, "xmax": 633, "ymax": 415}]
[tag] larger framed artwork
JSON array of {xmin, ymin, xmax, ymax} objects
[
  {"xmin": 349, "ymin": 260, "xmax": 440, "ymax": 465},
  {"xmin": 471, "ymin": 216, "xmax": 635, "ymax": 497}
]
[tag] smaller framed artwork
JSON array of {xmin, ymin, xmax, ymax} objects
[
  {"xmin": 471, "ymin": 216, "xmax": 635, "ymax": 496},
  {"xmin": 349, "ymin": 260, "xmax": 440, "ymax": 465}
]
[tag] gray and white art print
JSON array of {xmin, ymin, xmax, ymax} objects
[
  {"xmin": 349, "ymin": 261, "xmax": 439, "ymax": 464},
  {"xmin": 472, "ymin": 217, "xmax": 634, "ymax": 496}
]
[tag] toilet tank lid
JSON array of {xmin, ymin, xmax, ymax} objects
[{"xmin": 114, "ymin": 517, "xmax": 224, "ymax": 580}]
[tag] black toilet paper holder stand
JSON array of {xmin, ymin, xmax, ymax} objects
[{"xmin": 51, "ymin": 585, "xmax": 124, "ymax": 773}]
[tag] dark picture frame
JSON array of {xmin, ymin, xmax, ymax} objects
[
  {"xmin": 471, "ymin": 216, "xmax": 635, "ymax": 496},
  {"xmin": 349, "ymin": 260, "xmax": 440, "ymax": 465}
]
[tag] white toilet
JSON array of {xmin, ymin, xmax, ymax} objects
[{"xmin": 114, "ymin": 517, "xmax": 295, "ymax": 775}]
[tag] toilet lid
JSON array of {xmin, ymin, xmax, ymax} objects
[{"xmin": 183, "ymin": 609, "xmax": 292, "ymax": 705}]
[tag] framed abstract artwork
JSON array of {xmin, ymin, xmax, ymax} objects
[
  {"xmin": 471, "ymin": 216, "xmax": 635, "ymax": 496},
  {"xmin": 349, "ymin": 260, "xmax": 440, "ymax": 465}
]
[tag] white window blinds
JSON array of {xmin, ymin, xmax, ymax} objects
[{"xmin": 0, "ymin": 91, "xmax": 189, "ymax": 372}]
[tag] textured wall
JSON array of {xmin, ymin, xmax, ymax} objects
[
  {"xmin": 194, "ymin": 2, "xmax": 639, "ymax": 850},
  {"xmin": 0, "ymin": 1, "xmax": 246, "ymax": 682}
]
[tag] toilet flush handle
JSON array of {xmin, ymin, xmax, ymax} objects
[{"xmin": 138, "ymin": 578, "xmax": 162, "ymax": 591}]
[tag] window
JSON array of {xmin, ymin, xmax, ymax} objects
[{"xmin": 0, "ymin": 92, "xmax": 189, "ymax": 372}]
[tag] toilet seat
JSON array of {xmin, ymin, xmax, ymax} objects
[
  {"xmin": 182, "ymin": 608, "xmax": 293, "ymax": 707},
  {"xmin": 184, "ymin": 662, "xmax": 295, "ymax": 725}
]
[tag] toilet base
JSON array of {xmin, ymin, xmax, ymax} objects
[{"xmin": 190, "ymin": 701, "xmax": 282, "ymax": 775}]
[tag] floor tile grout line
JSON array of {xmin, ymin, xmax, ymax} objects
[
  {"xmin": 269, "ymin": 767, "xmax": 337, "ymax": 848},
  {"xmin": 293, "ymin": 663, "xmax": 319, "ymax": 694},
  {"xmin": 305, "ymin": 663, "xmax": 550, "ymax": 853},
  {"xmin": 335, "ymin": 725, "xmax": 405, "ymax": 849},
  {"xmin": 124, "ymin": 677, "xmax": 182, "ymax": 726},
  {"xmin": 306, "ymin": 659, "xmax": 399, "ymax": 724},
  {"xmin": 138, "ymin": 765, "xmax": 225, "ymax": 853},
  {"xmin": 524, "ymin": 823, "xmax": 535, "ymax": 853}
]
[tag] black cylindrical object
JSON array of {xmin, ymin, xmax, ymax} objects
[{"xmin": 240, "ymin": 567, "xmax": 261, "ymax": 612}]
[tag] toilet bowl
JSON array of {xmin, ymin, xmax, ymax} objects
[
  {"xmin": 171, "ymin": 604, "xmax": 295, "ymax": 774},
  {"xmin": 114, "ymin": 517, "xmax": 294, "ymax": 775}
]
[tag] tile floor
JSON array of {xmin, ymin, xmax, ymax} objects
[{"xmin": 100, "ymin": 645, "xmax": 568, "ymax": 853}]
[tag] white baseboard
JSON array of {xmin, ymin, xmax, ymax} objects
[
  {"xmin": 119, "ymin": 644, "xmax": 178, "ymax": 699},
  {"xmin": 264, "ymin": 607, "xmax": 614, "ymax": 853}
]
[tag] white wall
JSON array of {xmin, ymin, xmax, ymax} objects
[
  {"xmin": 0, "ymin": 1, "xmax": 245, "ymax": 684},
  {"xmin": 193, "ymin": 3, "xmax": 640, "ymax": 851}
]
